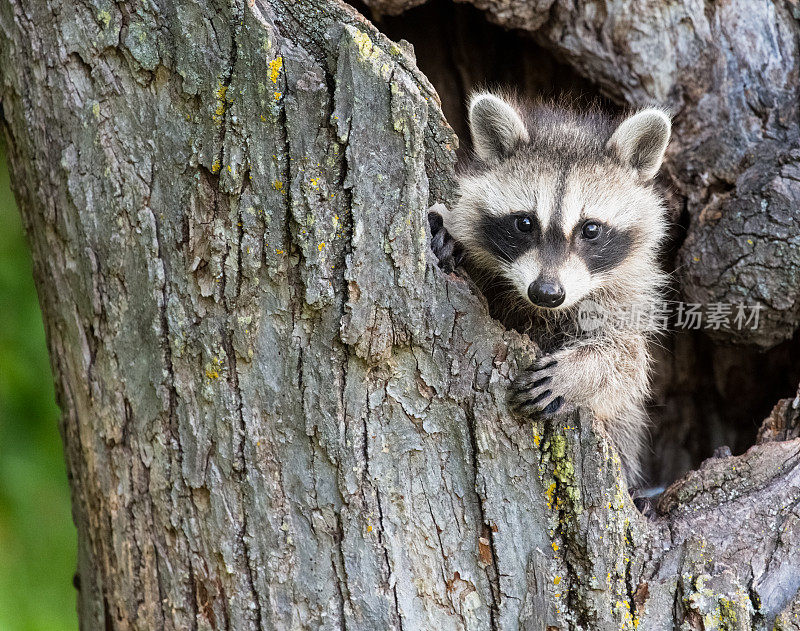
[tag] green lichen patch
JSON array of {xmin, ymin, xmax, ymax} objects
[{"xmin": 680, "ymin": 570, "xmax": 753, "ymax": 631}]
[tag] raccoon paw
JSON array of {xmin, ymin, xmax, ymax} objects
[
  {"xmin": 509, "ymin": 355, "xmax": 567, "ymax": 419},
  {"xmin": 428, "ymin": 210, "xmax": 464, "ymax": 273}
]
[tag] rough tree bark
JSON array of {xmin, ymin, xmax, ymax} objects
[{"xmin": 1, "ymin": 1, "xmax": 799, "ymax": 631}]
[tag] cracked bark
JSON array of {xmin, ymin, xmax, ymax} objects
[{"xmin": 2, "ymin": 0, "xmax": 800, "ymax": 630}]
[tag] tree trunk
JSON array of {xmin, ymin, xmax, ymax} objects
[{"xmin": 1, "ymin": 1, "xmax": 799, "ymax": 630}]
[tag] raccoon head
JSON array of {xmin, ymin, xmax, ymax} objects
[{"xmin": 448, "ymin": 92, "xmax": 671, "ymax": 312}]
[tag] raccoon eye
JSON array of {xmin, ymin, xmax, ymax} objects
[
  {"xmin": 515, "ymin": 216, "xmax": 533, "ymax": 233},
  {"xmin": 581, "ymin": 220, "xmax": 602, "ymax": 240}
]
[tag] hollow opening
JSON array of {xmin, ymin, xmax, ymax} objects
[{"xmin": 350, "ymin": 0, "xmax": 800, "ymax": 487}]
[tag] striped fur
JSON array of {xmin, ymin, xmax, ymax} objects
[{"xmin": 443, "ymin": 93, "xmax": 671, "ymax": 483}]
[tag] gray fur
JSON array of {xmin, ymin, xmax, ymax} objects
[
  {"xmin": 607, "ymin": 109, "xmax": 671, "ymax": 180},
  {"xmin": 469, "ymin": 92, "xmax": 531, "ymax": 162},
  {"xmin": 443, "ymin": 93, "xmax": 672, "ymax": 483}
]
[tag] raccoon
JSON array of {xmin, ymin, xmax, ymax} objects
[{"xmin": 430, "ymin": 92, "xmax": 671, "ymax": 483}]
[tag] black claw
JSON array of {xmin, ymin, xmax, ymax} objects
[
  {"xmin": 632, "ymin": 496, "xmax": 656, "ymax": 516},
  {"xmin": 428, "ymin": 211, "xmax": 466, "ymax": 272},
  {"xmin": 428, "ymin": 211, "xmax": 443, "ymax": 232},
  {"xmin": 532, "ymin": 376, "xmax": 551, "ymax": 389},
  {"xmin": 437, "ymin": 237, "xmax": 456, "ymax": 262},
  {"xmin": 533, "ymin": 360, "xmax": 557, "ymax": 372},
  {"xmin": 431, "ymin": 228, "xmax": 446, "ymax": 253},
  {"xmin": 531, "ymin": 390, "xmax": 552, "ymax": 405},
  {"xmin": 428, "ymin": 211, "xmax": 465, "ymax": 272},
  {"xmin": 542, "ymin": 396, "xmax": 564, "ymax": 415}
]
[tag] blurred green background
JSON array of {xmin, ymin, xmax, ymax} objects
[{"xmin": 0, "ymin": 140, "xmax": 77, "ymax": 629}]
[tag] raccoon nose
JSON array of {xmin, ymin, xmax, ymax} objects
[{"xmin": 528, "ymin": 279, "xmax": 565, "ymax": 308}]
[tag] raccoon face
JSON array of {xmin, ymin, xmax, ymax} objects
[{"xmin": 448, "ymin": 93, "xmax": 671, "ymax": 311}]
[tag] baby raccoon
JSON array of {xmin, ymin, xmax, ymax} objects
[{"xmin": 430, "ymin": 92, "xmax": 671, "ymax": 483}]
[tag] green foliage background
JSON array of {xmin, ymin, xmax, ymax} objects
[{"xmin": 0, "ymin": 141, "xmax": 77, "ymax": 630}]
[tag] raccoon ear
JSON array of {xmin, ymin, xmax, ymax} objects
[
  {"xmin": 468, "ymin": 93, "xmax": 529, "ymax": 163},
  {"xmin": 608, "ymin": 109, "xmax": 671, "ymax": 180}
]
